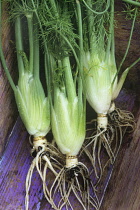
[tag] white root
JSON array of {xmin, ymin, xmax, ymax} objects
[
  {"xmin": 25, "ymin": 136, "xmax": 61, "ymax": 210},
  {"xmin": 49, "ymin": 157, "xmax": 100, "ymax": 210},
  {"xmin": 109, "ymin": 107, "xmax": 135, "ymax": 131},
  {"xmin": 82, "ymin": 120, "xmax": 119, "ymax": 181},
  {"xmin": 82, "ymin": 106, "xmax": 135, "ymax": 189},
  {"xmin": 25, "ymin": 159, "xmax": 36, "ymax": 210}
]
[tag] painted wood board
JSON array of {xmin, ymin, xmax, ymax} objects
[
  {"xmin": 0, "ymin": 89, "xmax": 137, "ymax": 210},
  {"xmin": 0, "ymin": 1, "xmax": 17, "ymax": 157},
  {"xmin": 0, "ymin": 118, "xmax": 52, "ymax": 210},
  {"xmin": 101, "ymin": 108, "xmax": 140, "ymax": 210}
]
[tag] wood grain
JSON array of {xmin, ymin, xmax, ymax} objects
[
  {"xmin": 0, "ymin": 119, "xmax": 47, "ymax": 210},
  {"xmin": 101, "ymin": 109, "xmax": 140, "ymax": 210},
  {"xmin": 0, "ymin": 91, "xmax": 137, "ymax": 210},
  {"xmin": 0, "ymin": 2, "xmax": 17, "ymax": 157}
]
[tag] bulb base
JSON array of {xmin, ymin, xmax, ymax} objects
[
  {"xmin": 97, "ymin": 114, "xmax": 108, "ymax": 129},
  {"xmin": 32, "ymin": 136, "xmax": 47, "ymax": 151},
  {"xmin": 66, "ymin": 155, "xmax": 78, "ymax": 168}
]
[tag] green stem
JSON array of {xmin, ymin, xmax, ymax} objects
[
  {"xmin": 105, "ymin": 0, "xmax": 114, "ymax": 60},
  {"xmin": 0, "ymin": 1, "xmax": 16, "ymax": 91},
  {"xmin": 30, "ymin": 0, "xmax": 49, "ymax": 57},
  {"xmin": 27, "ymin": 15, "xmax": 34, "ymax": 74},
  {"xmin": 112, "ymin": 53, "xmax": 140, "ymax": 88},
  {"xmin": 30, "ymin": 0, "xmax": 51, "ymax": 93},
  {"xmin": 57, "ymin": 30, "xmax": 80, "ymax": 67},
  {"xmin": 45, "ymin": 52, "xmax": 52, "ymax": 101},
  {"xmin": 118, "ymin": 7, "xmax": 137, "ymax": 72},
  {"xmin": 82, "ymin": 0, "xmax": 111, "ymax": 15},
  {"xmin": 113, "ymin": 56, "xmax": 140, "ymax": 99},
  {"xmin": 76, "ymin": 0, "xmax": 83, "ymax": 72},
  {"xmin": 62, "ymin": 57, "xmax": 76, "ymax": 103},
  {"xmin": 33, "ymin": 21, "xmax": 39, "ymax": 79},
  {"xmin": 110, "ymin": 19, "xmax": 116, "ymax": 64},
  {"xmin": 76, "ymin": 0, "xmax": 84, "ymax": 107},
  {"xmin": 45, "ymin": 54, "xmax": 49, "ymax": 91},
  {"xmin": 15, "ymin": 16, "xmax": 24, "ymax": 76},
  {"xmin": 50, "ymin": 56, "xmax": 58, "ymax": 103},
  {"xmin": 126, "ymin": 57, "xmax": 140, "ymax": 71},
  {"xmin": 86, "ymin": 0, "xmax": 95, "ymax": 54},
  {"xmin": 122, "ymin": 0, "xmax": 140, "ymax": 7}
]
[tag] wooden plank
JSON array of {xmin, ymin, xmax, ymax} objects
[
  {"xmin": 0, "ymin": 2, "xmax": 17, "ymax": 157},
  {"xmin": 0, "ymin": 89, "xmax": 136, "ymax": 210},
  {"xmin": 0, "ymin": 118, "xmax": 51, "ymax": 210},
  {"xmin": 0, "ymin": 118, "xmax": 92, "ymax": 210},
  {"xmin": 100, "ymin": 3, "xmax": 140, "ymax": 207},
  {"xmin": 99, "ymin": 7, "xmax": 140, "ymax": 208},
  {"xmin": 101, "ymin": 109, "xmax": 140, "ymax": 210}
]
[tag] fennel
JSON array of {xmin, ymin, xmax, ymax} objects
[
  {"xmin": 79, "ymin": 0, "xmax": 138, "ymax": 179},
  {"xmin": 0, "ymin": 1, "xmax": 63, "ymax": 210},
  {"xmin": 38, "ymin": 1, "xmax": 99, "ymax": 209},
  {"xmin": 0, "ymin": 0, "xmax": 139, "ymax": 209}
]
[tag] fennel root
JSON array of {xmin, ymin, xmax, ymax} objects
[
  {"xmin": 97, "ymin": 114, "xmax": 108, "ymax": 129},
  {"xmin": 25, "ymin": 137, "xmax": 64, "ymax": 210},
  {"xmin": 49, "ymin": 161, "xmax": 99, "ymax": 210},
  {"xmin": 108, "ymin": 108, "xmax": 135, "ymax": 131},
  {"xmin": 82, "ymin": 107, "xmax": 135, "ymax": 183},
  {"xmin": 65, "ymin": 155, "xmax": 78, "ymax": 168}
]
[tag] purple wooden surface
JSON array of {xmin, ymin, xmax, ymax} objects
[
  {"xmin": 0, "ymin": 118, "xmax": 82, "ymax": 210},
  {"xmin": 0, "ymin": 88, "xmax": 137, "ymax": 210},
  {"xmin": 0, "ymin": 116, "xmax": 96, "ymax": 210},
  {"xmin": 0, "ymin": 118, "xmax": 51, "ymax": 210},
  {"xmin": 101, "ymin": 109, "xmax": 140, "ymax": 210},
  {"xmin": 0, "ymin": 117, "xmax": 111, "ymax": 210}
]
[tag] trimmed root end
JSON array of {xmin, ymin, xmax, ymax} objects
[
  {"xmin": 32, "ymin": 136, "xmax": 47, "ymax": 152},
  {"xmin": 66, "ymin": 155, "xmax": 78, "ymax": 168},
  {"xmin": 97, "ymin": 114, "xmax": 108, "ymax": 129}
]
